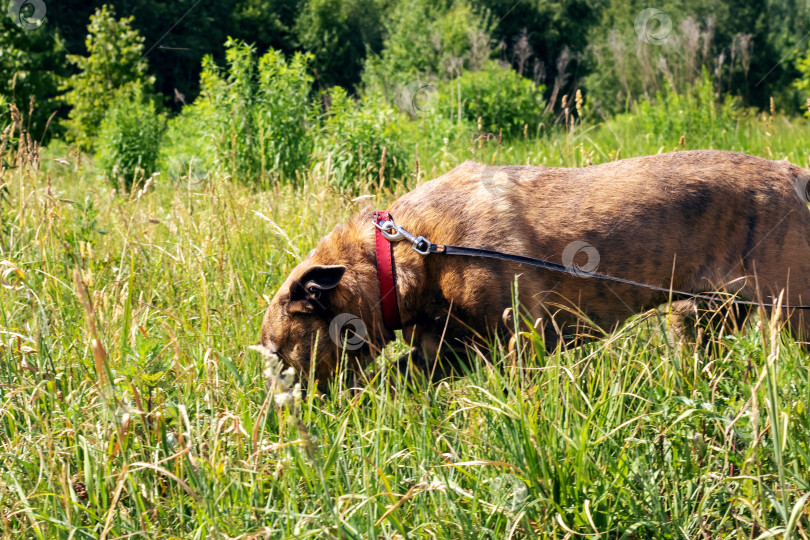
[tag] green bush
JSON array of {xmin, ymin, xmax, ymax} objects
[
  {"xmin": 627, "ymin": 69, "xmax": 739, "ymax": 145},
  {"xmin": 256, "ymin": 48, "xmax": 315, "ymax": 179},
  {"xmin": 314, "ymin": 87, "xmax": 409, "ymax": 191},
  {"xmin": 159, "ymin": 106, "xmax": 213, "ymax": 185},
  {"xmin": 164, "ymin": 39, "xmax": 313, "ymax": 183},
  {"xmin": 96, "ymin": 88, "xmax": 164, "ymax": 191},
  {"xmin": 61, "ymin": 5, "xmax": 155, "ymax": 150},
  {"xmin": 794, "ymin": 50, "xmax": 810, "ymax": 118},
  {"xmin": 441, "ymin": 60, "xmax": 545, "ymax": 135}
]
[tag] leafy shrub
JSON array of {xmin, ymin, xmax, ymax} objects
[
  {"xmin": 62, "ymin": 5, "xmax": 155, "ymax": 150},
  {"xmin": 314, "ymin": 87, "xmax": 409, "ymax": 190},
  {"xmin": 626, "ymin": 69, "xmax": 739, "ymax": 144},
  {"xmin": 256, "ymin": 48, "xmax": 315, "ymax": 179},
  {"xmin": 399, "ymin": 103, "xmax": 472, "ymax": 162},
  {"xmin": 441, "ymin": 60, "xmax": 545, "ymax": 135},
  {"xmin": 159, "ymin": 106, "xmax": 212, "ymax": 185},
  {"xmin": 794, "ymin": 50, "xmax": 810, "ymax": 118},
  {"xmin": 96, "ymin": 88, "xmax": 164, "ymax": 191},
  {"xmin": 164, "ymin": 39, "xmax": 313, "ymax": 183}
]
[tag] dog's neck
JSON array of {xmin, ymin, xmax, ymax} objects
[{"xmin": 315, "ymin": 217, "xmax": 415, "ymax": 351}]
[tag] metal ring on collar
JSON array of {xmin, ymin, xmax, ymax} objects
[{"xmin": 374, "ymin": 219, "xmax": 404, "ymax": 241}]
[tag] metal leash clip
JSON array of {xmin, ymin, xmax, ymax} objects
[
  {"xmin": 373, "ymin": 219, "xmax": 404, "ymax": 241},
  {"xmin": 373, "ymin": 216, "xmax": 431, "ymax": 255}
]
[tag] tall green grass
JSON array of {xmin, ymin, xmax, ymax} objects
[{"xmin": 1, "ymin": 100, "xmax": 810, "ymax": 538}]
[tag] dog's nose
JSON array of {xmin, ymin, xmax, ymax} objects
[
  {"xmin": 262, "ymin": 339, "xmax": 280, "ymax": 355},
  {"xmin": 251, "ymin": 342, "xmax": 278, "ymax": 357}
]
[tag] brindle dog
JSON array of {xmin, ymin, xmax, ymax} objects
[{"xmin": 260, "ymin": 150, "xmax": 810, "ymax": 385}]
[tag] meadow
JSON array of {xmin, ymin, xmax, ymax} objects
[{"xmin": 1, "ymin": 87, "xmax": 810, "ymax": 539}]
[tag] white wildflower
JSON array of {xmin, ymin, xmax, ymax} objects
[{"xmin": 250, "ymin": 344, "xmax": 300, "ymax": 410}]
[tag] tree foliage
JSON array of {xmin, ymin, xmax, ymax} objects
[
  {"xmin": 295, "ymin": 0, "xmax": 385, "ymax": 89},
  {"xmin": 363, "ymin": 0, "xmax": 493, "ymax": 92},
  {"xmin": 0, "ymin": 18, "xmax": 65, "ymax": 140},
  {"xmin": 61, "ymin": 5, "xmax": 155, "ymax": 149},
  {"xmin": 583, "ymin": 0, "xmax": 810, "ymax": 114},
  {"xmin": 3, "ymin": 0, "xmax": 810, "ymax": 161}
]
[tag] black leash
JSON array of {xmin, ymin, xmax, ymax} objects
[{"xmin": 373, "ymin": 216, "xmax": 810, "ymax": 311}]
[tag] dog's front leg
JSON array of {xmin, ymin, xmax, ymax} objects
[
  {"xmin": 394, "ymin": 346, "xmax": 425, "ymax": 374},
  {"xmin": 396, "ymin": 324, "xmax": 431, "ymax": 379},
  {"xmin": 395, "ymin": 324, "xmax": 466, "ymax": 383}
]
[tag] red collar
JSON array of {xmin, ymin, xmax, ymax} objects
[{"xmin": 373, "ymin": 210, "xmax": 402, "ymax": 331}]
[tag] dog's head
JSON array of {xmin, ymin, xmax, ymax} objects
[
  {"xmin": 260, "ymin": 261, "xmax": 350, "ymax": 382},
  {"xmin": 260, "ymin": 221, "xmax": 383, "ymax": 387},
  {"xmin": 260, "ymin": 213, "xmax": 388, "ymax": 386}
]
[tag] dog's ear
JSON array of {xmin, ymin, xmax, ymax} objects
[
  {"xmin": 301, "ymin": 265, "xmax": 346, "ymax": 291},
  {"xmin": 288, "ymin": 265, "xmax": 346, "ymax": 314}
]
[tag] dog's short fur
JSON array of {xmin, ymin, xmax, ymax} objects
[{"xmin": 261, "ymin": 150, "xmax": 810, "ymax": 383}]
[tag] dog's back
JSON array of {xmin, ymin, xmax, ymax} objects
[{"xmin": 388, "ymin": 150, "xmax": 810, "ymax": 348}]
